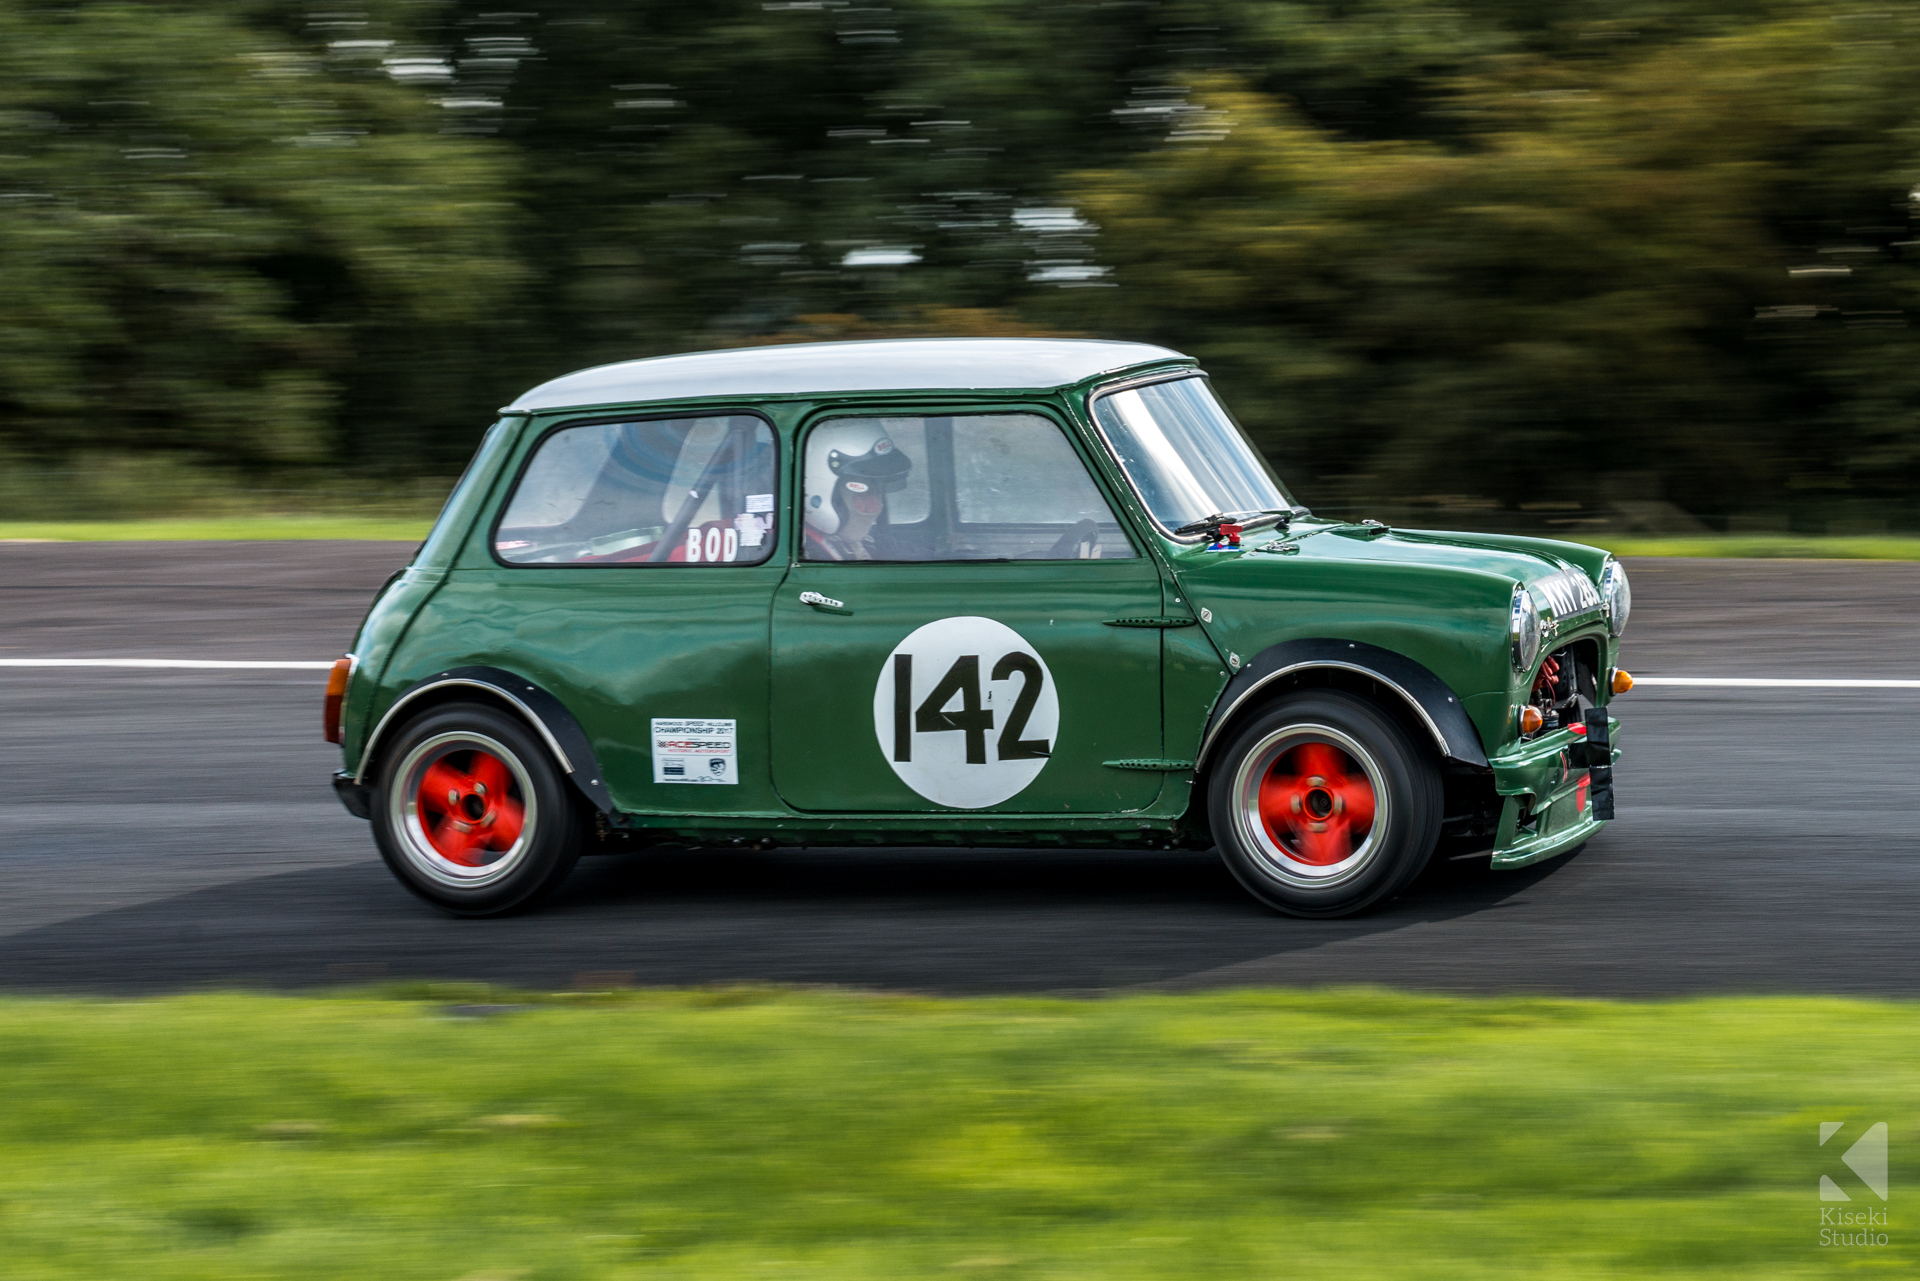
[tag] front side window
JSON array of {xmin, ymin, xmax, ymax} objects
[
  {"xmin": 1090, "ymin": 376, "xmax": 1292, "ymax": 535},
  {"xmin": 801, "ymin": 412, "xmax": 1136, "ymax": 562},
  {"xmin": 496, "ymin": 415, "xmax": 777, "ymax": 565}
]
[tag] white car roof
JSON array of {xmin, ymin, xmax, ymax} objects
[{"xmin": 504, "ymin": 337, "xmax": 1192, "ymax": 412}]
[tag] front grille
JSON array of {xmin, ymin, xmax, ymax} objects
[{"xmin": 1533, "ymin": 567, "xmax": 1601, "ymax": 620}]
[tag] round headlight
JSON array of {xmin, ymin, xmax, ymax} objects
[
  {"xmin": 1600, "ymin": 558, "xmax": 1631, "ymax": 637},
  {"xmin": 1510, "ymin": 587, "xmax": 1541, "ymax": 672}
]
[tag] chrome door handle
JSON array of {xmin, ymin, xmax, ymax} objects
[{"xmin": 799, "ymin": 590, "xmax": 853, "ymax": 615}]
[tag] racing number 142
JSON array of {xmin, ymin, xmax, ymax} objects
[{"xmin": 892, "ymin": 653, "xmax": 1051, "ymax": 764}]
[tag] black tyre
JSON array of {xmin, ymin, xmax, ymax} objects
[
  {"xmin": 1207, "ymin": 690, "xmax": 1443, "ymax": 918},
  {"xmin": 370, "ymin": 702, "xmax": 585, "ymax": 916}
]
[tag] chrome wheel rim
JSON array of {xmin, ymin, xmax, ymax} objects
[
  {"xmin": 1231, "ymin": 723, "xmax": 1389, "ymax": 889},
  {"xmin": 391, "ymin": 731, "xmax": 538, "ymax": 889}
]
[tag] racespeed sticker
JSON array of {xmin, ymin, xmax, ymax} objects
[
  {"xmin": 872, "ymin": 616, "xmax": 1057, "ymax": 809},
  {"xmin": 652, "ymin": 718, "xmax": 737, "ymax": 785}
]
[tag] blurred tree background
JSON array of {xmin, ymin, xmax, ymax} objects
[{"xmin": 5, "ymin": 0, "xmax": 1920, "ymax": 531}]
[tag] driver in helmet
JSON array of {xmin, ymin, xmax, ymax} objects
[{"xmin": 803, "ymin": 420, "xmax": 912, "ymax": 560}]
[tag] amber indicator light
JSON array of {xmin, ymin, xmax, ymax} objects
[{"xmin": 323, "ymin": 656, "xmax": 352, "ymax": 744}]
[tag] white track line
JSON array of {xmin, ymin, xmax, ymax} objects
[
  {"xmin": 1634, "ymin": 676, "xmax": 1920, "ymax": 689},
  {"xmin": 0, "ymin": 658, "xmax": 333, "ymax": 670}
]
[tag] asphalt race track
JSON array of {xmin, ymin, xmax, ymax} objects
[{"xmin": 3, "ymin": 540, "xmax": 1918, "ymax": 997}]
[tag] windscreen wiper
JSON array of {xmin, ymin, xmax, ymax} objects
[
  {"xmin": 1172, "ymin": 507, "xmax": 1310, "ymax": 539},
  {"xmin": 1238, "ymin": 506, "xmax": 1311, "ymax": 533}
]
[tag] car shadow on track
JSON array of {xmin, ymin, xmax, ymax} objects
[{"xmin": 0, "ymin": 843, "xmax": 1579, "ymax": 996}]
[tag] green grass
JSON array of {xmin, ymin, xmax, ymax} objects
[
  {"xmin": 1594, "ymin": 535, "xmax": 1920, "ymax": 560},
  {"xmin": 1, "ymin": 987, "xmax": 1912, "ymax": 1278},
  {"xmin": 0, "ymin": 515, "xmax": 431, "ymax": 542}
]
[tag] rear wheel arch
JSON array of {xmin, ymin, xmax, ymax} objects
[{"xmin": 354, "ymin": 667, "xmax": 613, "ymax": 815}]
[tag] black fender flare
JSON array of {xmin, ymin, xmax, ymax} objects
[
  {"xmin": 352, "ymin": 665, "xmax": 615, "ymax": 814},
  {"xmin": 1195, "ymin": 639, "xmax": 1489, "ymax": 771}
]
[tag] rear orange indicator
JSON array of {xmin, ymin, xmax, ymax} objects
[
  {"xmin": 1611, "ymin": 667, "xmax": 1634, "ymax": 695},
  {"xmin": 323, "ymin": 656, "xmax": 352, "ymax": 744},
  {"xmin": 1518, "ymin": 705, "xmax": 1544, "ymax": 735}
]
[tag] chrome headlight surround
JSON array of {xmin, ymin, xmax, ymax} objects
[
  {"xmin": 1510, "ymin": 586, "xmax": 1542, "ymax": 672},
  {"xmin": 1600, "ymin": 557, "xmax": 1631, "ymax": 637}
]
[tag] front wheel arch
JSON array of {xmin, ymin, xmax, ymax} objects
[{"xmin": 1197, "ymin": 639, "xmax": 1489, "ymax": 774}]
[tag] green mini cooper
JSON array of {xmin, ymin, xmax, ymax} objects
[{"xmin": 325, "ymin": 338, "xmax": 1630, "ymax": 918}]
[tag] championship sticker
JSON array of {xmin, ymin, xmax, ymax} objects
[
  {"xmin": 651, "ymin": 718, "xmax": 737, "ymax": 785},
  {"xmin": 872, "ymin": 616, "xmax": 1058, "ymax": 809}
]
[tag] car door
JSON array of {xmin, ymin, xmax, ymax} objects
[{"xmin": 770, "ymin": 407, "xmax": 1166, "ymax": 814}]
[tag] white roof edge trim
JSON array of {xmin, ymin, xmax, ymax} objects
[{"xmin": 504, "ymin": 337, "xmax": 1194, "ymax": 412}]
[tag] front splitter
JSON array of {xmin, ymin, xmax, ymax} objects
[{"xmin": 1488, "ymin": 716, "xmax": 1621, "ymax": 869}]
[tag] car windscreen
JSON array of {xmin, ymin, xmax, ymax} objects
[{"xmin": 1089, "ymin": 376, "xmax": 1291, "ymax": 535}]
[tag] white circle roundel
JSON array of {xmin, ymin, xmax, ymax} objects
[{"xmin": 872, "ymin": 616, "xmax": 1059, "ymax": 809}]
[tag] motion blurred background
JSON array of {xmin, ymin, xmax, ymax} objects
[{"xmin": 5, "ymin": 0, "xmax": 1919, "ymax": 535}]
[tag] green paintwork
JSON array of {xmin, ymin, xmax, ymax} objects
[
  {"xmin": 403, "ymin": 562, "xmax": 789, "ymax": 816},
  {"xmin": 337, "ymin": 344, "xmax": 1625, "ymax": 864},
  {"xmin": 1170, "ymin": 523, "xmax": 1618, "ymax": 753},
  {"xmin": 774, "ymin": 559, "xmax": 1165, "ymax": 814}
]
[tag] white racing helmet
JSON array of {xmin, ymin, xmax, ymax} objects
[{"xmin": 804, "ymin": 419, "xmax": 912, "ymax": 535}]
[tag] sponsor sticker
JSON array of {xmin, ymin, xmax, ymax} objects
[
  {"xmin": 872, "ymin": 616, "xmax": 1057, "ymax": 809},
  {"xmin": 652, "ymin": 717, "xmax": 737, "ymax": 785}
]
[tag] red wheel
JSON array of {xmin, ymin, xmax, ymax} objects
[
  {"xmin": 395, "ymin": 733, "xmax": 537, "ymax": 886},
  {"xmin": 413, "ymin": 746, "xmax": 528, "ymax": 867},
  {"xmin": 1233, "ymin": 723, "xmax": 1389, "ymax": 884},
  {"xmin": 371, "ymin": 703, "xmax": 584, "ymax": 915},
  {"xmin": 1208, "ymin": 690, "xmax": 1443, "ymax": 917},
  {"xmin": 1256, "ymin": 739, "xmax": 1378, "ymax": 867}
]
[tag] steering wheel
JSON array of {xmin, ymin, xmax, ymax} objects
[{"xmin": 1045, "ymin": 518, "xmax": 1100, "ymax": 560}]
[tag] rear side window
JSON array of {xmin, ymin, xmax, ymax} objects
[{"xmin": 495, "ymin": 415, "xmax": 777, "ymax": 565}]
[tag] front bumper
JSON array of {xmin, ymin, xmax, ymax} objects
[
  {"xmin": 1487, "ymin": 716, "xmax": 1621, "ymax": 870},
  {"xmin": 332, "ymin": 769, "xmax": 372, "ymax": 820}
]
